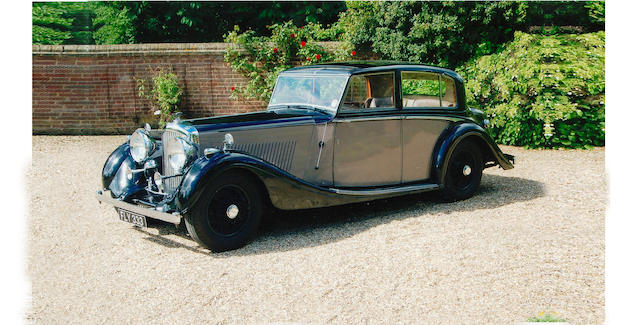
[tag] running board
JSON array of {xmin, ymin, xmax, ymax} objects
[{"xmin": 332, "ymin": 183, "xmax": 442, "ymax": 196}]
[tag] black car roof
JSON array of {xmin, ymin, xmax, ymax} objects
[{"xmin": 283, "ymin": 61, "xmax": 463, "ymax": 82}]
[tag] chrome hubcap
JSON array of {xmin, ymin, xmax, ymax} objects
[
  {"xmin": 226, "ymin": 204, "xmax": 239, "ymax": 219},
  {"xmin": 462, "ymin": 165, "xmax": 472, "ymax": 176}
]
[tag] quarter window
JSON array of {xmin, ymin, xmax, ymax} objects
[
  {"xmin": 341, "ymin": 72, "xmax": 395, "ymax": 110},
  {"xmin": 401, "ymin": 72, "xmax": 457, "ymax": 108}
]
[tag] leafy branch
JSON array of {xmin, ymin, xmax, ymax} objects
[{"xmin": 223, "ymin": 21, "xmax": 354, "ymax": 104}]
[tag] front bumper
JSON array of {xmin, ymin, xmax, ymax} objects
[{"xmin": 95, "ymin": 190, "xmax": 182, "ymax": 225}]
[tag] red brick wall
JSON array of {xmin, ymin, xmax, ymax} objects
[{"xmin": 32, "ymin": 43, "xmax": 267, "ymax": 134}]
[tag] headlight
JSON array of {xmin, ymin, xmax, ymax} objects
[
  {"xmin": 166, "ymin": 136, "xmax": 196, "ymax": 172},
  {"xmin": 129, "ymin": 129, "xmax": 155, "ymax": 163}
]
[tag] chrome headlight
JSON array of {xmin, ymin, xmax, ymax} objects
[
  {"xmin": 129, "ymin": 129, "xmax": 155, "ymax": 163},
  {"xmin": 166, "ymin": 136, "xmax": 197, "ymax": 172}
]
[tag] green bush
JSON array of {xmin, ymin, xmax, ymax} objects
[
  {"xmin": 335, "ymin": 1, "xmax": 605, "ymax": 69},
  {"xmin": 32, "ymin": 3, "xmax": 73, "ymax": 45},
  {"xmin": 135, "ymin": 70, "xmax": 183, "ymax": 127},
  {"xmin": 224, "ymin": 21, "xmax": 353, "ymax": 103},
  {"xmin": 336, "ymin": 1, "xmax": 529, "ymax": 68},
  {"xmin": 460, "ymin": 31, "xmax": 604, "ymax": 149}
]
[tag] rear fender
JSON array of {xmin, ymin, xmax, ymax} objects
[{"xmin": 432, "ymin": 122, "xmax": 514, "ymax": 184}]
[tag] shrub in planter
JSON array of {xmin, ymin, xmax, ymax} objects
[{"xmin": 460, "ymin": 31, "xmax": 604, "ymax": 149}]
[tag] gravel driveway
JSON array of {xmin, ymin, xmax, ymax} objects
[{"xmin": 27, "ymin": 136, "xmax": 605, "ymax": 324}]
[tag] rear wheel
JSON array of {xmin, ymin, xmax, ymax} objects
[
  {"xmin": 185, "ymin": 171, "xmax": 265, "ymax": 252},
  {"xmin": 439, "ymin": 141, "xmax": 484, "ymax": 201}
]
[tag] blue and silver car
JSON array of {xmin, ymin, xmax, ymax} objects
[{"xmin": 96, "ymin": 62, "xmax": 514, "ymax": 252}]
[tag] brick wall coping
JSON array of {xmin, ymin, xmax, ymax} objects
[
  {"xmin": 33, "ymin": 43, "xmax": 233, "ymax": 56},
  {"xmin": 33, "ymin": 41, "xmax": 342, "ymax": 56}
]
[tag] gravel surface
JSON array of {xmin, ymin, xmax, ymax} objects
[{"xmin": 27, "ymin": 136, "xmax": 605, "ymax": 324}]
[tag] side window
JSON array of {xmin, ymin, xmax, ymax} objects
[
  {"xmin": 440, "ymin": 75, "xmax": 457, "ymax": 107},
  {"xmin": 340, "ymin": 72, "xmax": 395, "ymax": 110},
  {"xmin": 401, "ymin": 72, "xmax": 457, "ymax": 108}
]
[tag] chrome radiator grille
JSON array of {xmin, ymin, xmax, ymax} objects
[{"xmin": 162, "ymin": 129, "xmax": 187, "ymax": 194}]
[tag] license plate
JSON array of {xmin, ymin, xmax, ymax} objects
[{"xmin": 117, "ymin": 208, "xmax": 147, "ymax": 228}]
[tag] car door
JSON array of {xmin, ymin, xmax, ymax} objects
[
  {"xmin": 400, "ymin": 70, "xmax": 459, "ymax": 183},
  {"xmin": 333, "ymin": 71, "xmax": 402, "ymax": 187}
]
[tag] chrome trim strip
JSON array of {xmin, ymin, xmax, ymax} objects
[
  {"xmin": 95, "ymin": 190, "xmax": 182, "ymax": 225},
  {"xmin": 333, "ymin": 183, "xmax": 441, "ymax": 196},
  {"xmin": 438, "ymin": 74, "xmax": 443, "ymax": 107},
  {"xmin": 402, "ymin": 115, "xmax": 465, "ymax": 122},
  {"xmin": 314, "ymin": 122, "xmax": 328, "ymax": 169},
  {"xmin": 202, "ymin": 118, "xmax": 322, "ymax": 132},
  {"xmin": 333, "ymin": 116, "xmax": 402, "ymax": 123}
]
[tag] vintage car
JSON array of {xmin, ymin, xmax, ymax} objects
[{"xmin": 96, "ymin": 62, "xmax": 514, "ymax": 251}]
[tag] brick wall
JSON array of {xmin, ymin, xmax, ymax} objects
[{"xmin": 32, "ymin": 43, "xmax": 268, "ymax": 134}]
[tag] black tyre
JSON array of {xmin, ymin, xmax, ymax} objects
[
  {"xmin": 439, "ymin": 141, "xmax": 484, "ymax": 202},
  {"xmin": 185, "ymin": 171, "xmax": 265, "ymax": 252}
]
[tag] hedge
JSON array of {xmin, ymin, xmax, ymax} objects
[{"xmin": 460, "ymin": 31, "xmax": 605, "ymax": 149}]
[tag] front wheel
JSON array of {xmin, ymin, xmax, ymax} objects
[
  {"xmin": 185, "ymin": 171, "xmax": 265, "ymax": 252},
  {"xmin": 439, "ymin": 141, "xmax": 484, "ymax": 202}
]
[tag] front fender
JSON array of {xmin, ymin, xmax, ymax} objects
[
  {"xmin": 100, "ymin": 142, "xmax": 147, "ymax": 200},
  {"xmin": 176, "ymin": 152, "xmax": 266, "ymax": 212},
  {"xmin": 432, "ymin": 122, "xmax": 514, "ymax": 184},
  {"xmin": 101, "ymin": 143, "xmax": 130, "ymax": 189},
  {"xmin": 176, "ymin": 151, "xmax": 382, "ymax": 212}
]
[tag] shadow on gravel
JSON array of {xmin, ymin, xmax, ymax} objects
[{"xmin": 136, "ymin": 174, "xmax": 545, "ymax": 256}]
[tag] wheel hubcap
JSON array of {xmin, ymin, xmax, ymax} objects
[
  {"xmin": 226, "ymin": 204, "xmax": 239, "ymax": 219},
  {"xmin": 449, "ymin": 150, "xmax": 476, "ymax": 190},
  {"xmin": 207, "ymin": 185, "xmax": 249, "ymax": 236}
]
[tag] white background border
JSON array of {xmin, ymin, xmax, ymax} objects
[{"xmin": 4, "ymin": 1, "xmax": 640, "ymax": 323}]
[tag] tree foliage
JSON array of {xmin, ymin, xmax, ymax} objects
[
  {"xmin": 34, "ymin": 1, "xmax": 346, "ymax": 45},
  {"xmin": 123, "ymin": 1, "xmax": 345, "ymax": 43},
  {"xmin": 32, "ymin": 2, "xmax": 73, "ymax": 45},
  {"xmin": 336, "ymin": 1, "xmax": 604, "ymax": 69},
  {"xmin": 336, "ymin": 1, "xmax": 529, "ymax": 68},
  {"xmin": 33, "ymin": 1, "xmax": 604, "ymax": 49},
  {"xmin": 33, "ymin": 2, "xmax": 97, "ymax": 45},
  {"xmin": 460, "ymin": 31, "xmax": 605, "ymax": 149},
  {"xmin": 92, "ymin": 2, "xmax": 135, "ymax": 45}
]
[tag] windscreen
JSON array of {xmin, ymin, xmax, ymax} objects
[{"xmin": 268, "ymin": 74, "xmax": 349, "ymax": 113}]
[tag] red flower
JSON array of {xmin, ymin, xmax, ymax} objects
[
  {"xmin": 306, "ymin": 57, "xmax": 311, "ymax": 61},
  {"xmin": 351, "ymin": 50, "xmax": 356, "ymax": 57},
  {"xmin": 300, "ymin": 26, "xmax": 305, "ymax": 30},
  {"xmin": 315, "ymin": 54, "xmax": 322, "ymax": 60},
  {"xmin": 300, "ymin": 41, "xmax": 306, "ymax": 47},
  {"xmin": 231, "ymin": 86, "xmax": 235, "ymax": 91},
  {"xmin": 273, "ymin": 47, "xmax": 278, "ymax": 53},
  {"xmin": 290, "ymin": 33, "xmax": 295, "ymax": 38}
]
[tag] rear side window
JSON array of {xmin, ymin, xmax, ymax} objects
[
  {"xmin": 401, "ymin": 71, "xmax": 457, "ymax": 108},
  {"xmin": 341, "ymin": 72, "xmax": 395, "ymax": 111}
]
